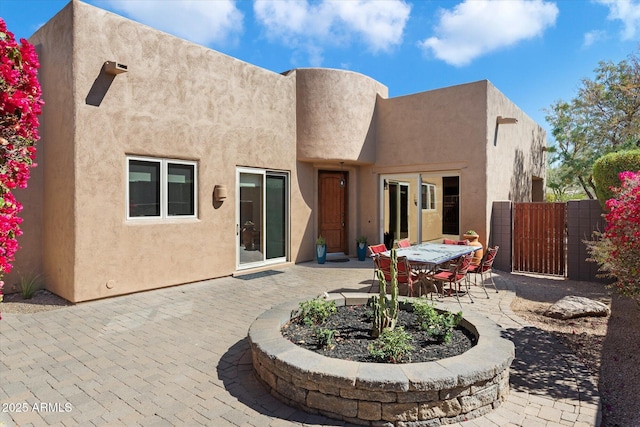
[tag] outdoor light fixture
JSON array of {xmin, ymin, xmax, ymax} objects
[
  {"xmin": 214, "ymin": 185, "xmax": 228, "ymax": 202},
  {"xmin": 496, "ymin": 116, "xmax": 518, "ymax": 125},
  {"xmin": 104, "ymin": 61, "xmax": 128, "ymax": 75}
]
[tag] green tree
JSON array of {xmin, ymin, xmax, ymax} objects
[{"xmin": 545, "ymin": 49, "xmax": 640, "ymax": 199}]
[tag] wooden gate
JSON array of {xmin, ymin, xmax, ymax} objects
[{"xmin": 513, "ymin": 203, "xmax": 566, "ymax": 276}]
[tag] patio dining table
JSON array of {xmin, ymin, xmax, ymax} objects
[{"xmin": 383, "ymin": 243, "xmax": 480, "ymax": 296}]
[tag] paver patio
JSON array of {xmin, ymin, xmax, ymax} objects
[{"xmin": 0, "ymin": 259, "xmax": 600, "ymax": 426}]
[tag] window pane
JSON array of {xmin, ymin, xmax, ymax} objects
[
  {"xmin": 168, "ymin": 163, "xmax": 195, "ymax": 216},
  {"xmin": 266, "ymin": 175, "xmax": 286, "ymax": 259},
  {"xmin": 429, "ymin": 185, "xmax": 436, "ymax": 209},
  {"xmin": 129, "ymin": 160, "xmax": 160, "ymax": 217},
  {"xmin": 421, "ymin": 185, "xmax": 428, "ymax": 210}
]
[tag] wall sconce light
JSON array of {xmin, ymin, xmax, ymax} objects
[
  {"xmin": 496, "ymin": 116, "xmax": 518, "ymax": 125},
  {"xmin": 214, "ymin": 185, "xmax": 227, "ymax": 202},
  {"xmin": 104, "ymin": 61, "xmax": 128, "ymax": 75}
]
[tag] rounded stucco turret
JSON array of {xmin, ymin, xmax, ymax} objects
[{"xmin": 294, "ymin": 68, "xmax": 388, "ymax": 165}]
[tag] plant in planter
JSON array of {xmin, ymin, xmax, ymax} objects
[
  {"xmin": 463, "ymin": 229, "xmax": 478, "ymax": 238},
  {"xmin": 412, "ymin": 297, "xmax": 462, "ymax": 344},
  {"xmin": 316, "ymin": 236, "xmax": 326, "ymax": 264},
  {"xmin": 294, "ymin": 295, "xmax": 336, "ymax": 326},
  {"xmin": 356, "ymin": 235, "xmax": 368, "ymax": 261},
  {"xmin": 370, "ymin": 248, "xmax": 400, "ymax": 338},
  {"xmin": 367, "ymin": 326, "xmax": 414, "ymax": 363}
]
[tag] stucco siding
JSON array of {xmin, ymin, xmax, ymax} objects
[
  {"xmin": 65, "ymin": 1, "xmax": 297, "ymax": 301},
  {"xmin": 296, "ymin": 68, "xmax": 387, "ymax": 164},
  {"xmin": 375, "ymin": 81, "xmax": 489, "ymax": 245}
]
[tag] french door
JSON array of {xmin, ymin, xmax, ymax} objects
[{"xmin": 237, "ymin": 168, "xmax": 288, "ymax": 269}]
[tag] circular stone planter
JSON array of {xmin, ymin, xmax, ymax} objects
[{"xmin": 248, "ymin": 293, "xmax": 515, "ymax": 426}]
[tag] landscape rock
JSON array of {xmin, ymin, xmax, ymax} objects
[{"xmin": 544, "ymin": 295, "xmax": 610, "ymax": 320}]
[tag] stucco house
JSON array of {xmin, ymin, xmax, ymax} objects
[{"xmin": 8, "ymin": 0, "xmax": 546, "ymax": 302}]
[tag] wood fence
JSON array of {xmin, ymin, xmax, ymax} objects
[{"xmin": 513, "ymin": 203, "xmax": 566, "ymax": 276}]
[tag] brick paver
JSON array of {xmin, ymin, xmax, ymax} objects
[{"xmin": 0, "ymin": 260, "xmax": 601, "ymax": 426}]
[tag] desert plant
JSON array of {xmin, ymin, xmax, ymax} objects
[
  {"xmin": 316, "ymin": 235, "xmax": 326, "ymax": 245},
  {"xmin": 368, "ymin": 326, "xmax": 414, "ymax": 363},
  {"xmin": 412, "ymin": 297, "xmax": 462, "ymax": 343},
  {"xmin": 315, "ymin": 327, "xmax": 337, "ymax": 349},
  {"xmin": 586, "ymin": 170, "xmax": 640, "ymax": 300},
  {"xmin": 295, "ymin": 296, "xmax": 336, "ymax": 326},
  {"xmin": 356, "ymin": 235, "xmax": 368, "ymax": 243},
  {"xmin": 464, "ymin": 230, "xmax": 478, "ymax": 236},
  {"xmin": 370, "ymin": 248, "xmax": 399, "ymax": 338},
  {"xmin": 19, "ymin": 273, "xmax": 41, "ymax": 299}
]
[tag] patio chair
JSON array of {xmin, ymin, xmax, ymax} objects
[
  {"xmin": 431, "ymin": 253, "xmax": 474, "ymax": 307},
  {"xmin": 397, "ymin": 238, "xmax": 411, "ymax": 248},
  {"xmin": 443, "ymin": 238, "xmax": 457, "ymax": 245},
  {"xmin": 467, "ymin": 246, "xmax": 499, "ymax": 298},
  {"xmin": 367, "ymin": 243, "xmax": 388, "ymax": 292},
  {"xmin": 375, "ymin": 254, "xmax": 418, "ymax": 297}
]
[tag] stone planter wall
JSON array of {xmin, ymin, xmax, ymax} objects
[{"xmin": 248, "ymin": 293, "xmax": 515, "ymax": 426}]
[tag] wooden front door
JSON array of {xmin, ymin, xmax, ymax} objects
[{"xmin": 318, "ymin": 171, "xmax": 348, "ymax": 254}]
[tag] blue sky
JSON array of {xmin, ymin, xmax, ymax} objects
[{"xmin": 1, "ymin": 0, "xmax": 639, "ymax": 143}]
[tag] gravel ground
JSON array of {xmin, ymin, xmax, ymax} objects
[
  {"xmin": 1, "ymin": 289, "xmax": 73, "ymax": 314},
  {"xmin": 3, "ymin": 276, "xmax": 639, "ymax": 426}
]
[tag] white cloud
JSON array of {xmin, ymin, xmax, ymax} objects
[
  {"xmin": 100, "ymin": 0, "xmax": 244, "ymax": 46},
  {"xmin": 583, "ymin": 30, "xmax": 607, "ymax": 47},
  {"xmin": 594, "ymin": 0, "xmax": 640, "ymax": 40},
  {"xmin": 253, "ymin": 0, "xmax": 411, "ymax": 65},
  {"xmin": 418, "ymin": 0, "xmax": 559, "ymax": 67},
  {"xmin": 331, "ymin": 1, "xmax": 411, "ymax": 52}
]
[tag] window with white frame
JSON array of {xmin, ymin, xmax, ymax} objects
[
  {"xmin": 127, "ymin": 156, "xmax": 197, "ymax": 219},
  {"xmin": 421, "ymin": 183, "xmax": 436, "ymax": 210}
]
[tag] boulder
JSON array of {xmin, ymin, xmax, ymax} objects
[{"xmin": 544, "ymin": 295, "xmax": 610, "ymax": 320}]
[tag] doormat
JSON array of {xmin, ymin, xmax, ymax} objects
[
  {"xmin": 327, "ymin": 258, "xmax": 350, "ymax": 263},
  {"xmin": 234, "ymin": 270, "xmax": 283, "ymax": 280}
]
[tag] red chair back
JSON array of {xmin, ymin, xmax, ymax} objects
[
  {"xmin": 368, "ymin": 243, "xmax": 387, "ymax": 257},
  {"xmin": 376, "ymin": 254, "xmax": 413, "ymax": 284},
  {"xmin": 443, "ymin": 238, "xmax": 457, "ymax": 245},
  {"xmin": 480, "ymin": 246, "xmax": 499, "ymax": 273},
  {"xmin": 397, "ymin": 239, "xmax": 411, "ymax": 248},
  {"xmin": 449, "ymin": 254, "xmax": 473, "ymax": 281}
]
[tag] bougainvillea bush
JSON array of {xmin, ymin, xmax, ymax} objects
[
  {"xmin": 587, "ymin": 170, "xmax": 640, "ymax": 301},
  {"xmin": 0, "ymin": 18, "xmax": 44, "ymax": 316}
]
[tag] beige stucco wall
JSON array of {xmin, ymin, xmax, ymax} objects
[
  {"xmin": 19, "ymin": 1, "xmax": 301, "ymax": 302},
  {"xmin": 374, "ymin": 81, "xmax": 488, "ymax": 245},
  {"xmin": 296, "ymin": 68, "xmax": 387, "ymax": 164}
]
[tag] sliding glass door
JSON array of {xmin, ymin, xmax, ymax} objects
[{"xmin": 237, "ymin": 168, "xmax": 288, "ymax": 268}]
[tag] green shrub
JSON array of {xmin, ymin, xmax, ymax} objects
[
  {"xmin": 593, "ymin": 149, "xmax": 640, "ymax": 210},
  {"xmin": 20, "ymin": 273, "xmax": 41, "ymax": 299},
  {"xmin": 368, "ymin": 326, "xmax": 414, "ymax": 363},
  {"xmin": 412, "ymin": 297, "xmax": 463, "ymax": 344},
  {"xmin": 295, "ymin": 296, "xmax": 337, "ymax": 326},
  {"xmin": 315, "ymin": 328, "xmax": 337, "ymax": 349}
]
